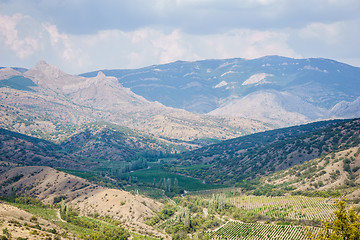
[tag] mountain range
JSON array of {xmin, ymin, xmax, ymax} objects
[
  {"xmin": 82, "ymin": 56, "xmax": 360, "ymax": 127},
  {"xmin": 1, "ymin": 56, "xmax": 360, "ymax": 239},
  {"xmin": 0, "ymin": 61, "xmax": 269, "ymax": 148}
]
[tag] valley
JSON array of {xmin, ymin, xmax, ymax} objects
[{"xmin": 0, "ymin": 56, "xmax": 359, "ymax": 239}]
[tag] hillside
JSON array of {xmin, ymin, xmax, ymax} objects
[
  {"xmin": 0, "ymin": 125, "xmax": 183, "ymax": 182},
  {"xmin": 0, "ymin": 166, "xmax": 166, "ymax": 238},
  {"xmin": 171, "ymin": 118, "xmax": 360, "ymax": 184},
  {"xmin": 0, "ymin": 128, "xmax": 88, "ymax": 170},
  {"xmin": 264, "ymin": 146, "xmax": 360, "ymax": 199},
  {"xmin": 0, "ymin": 201, "xmax": 76, "ymax": 239},
  {"xmin": 60, "ymin": 122, "xmax": 179, "ymax": 160},
  {"xmin": 82, "ymin": 56, "xmax": 360, "ymax": 127}
]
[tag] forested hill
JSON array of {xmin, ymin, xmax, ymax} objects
[
  {"xmin": 171, "ymin": 118, "xmax": 360, "ymax": 184},
  {"xmin": 0, "ymin": 128, "xmax": 85, "ymax": 170},
  {"xmin": 0, "ymin": 123, "xmax": 177, "ymax": 173}
]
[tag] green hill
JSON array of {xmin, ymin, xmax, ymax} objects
[{"xmin": 171, "ymin": 118, "xmax": 360, "ymax": 184}]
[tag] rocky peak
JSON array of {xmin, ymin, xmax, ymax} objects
[
  {"xmin": 24, "ymin": 61, "xmax": 79, "ymax": 90},
  {"xmin": 29, "ymin": 60, "xmax": 66, "ymax": 79},
  {"xmin": 96, "ymin": 71, "xmax": 106, "ymax": 79}
]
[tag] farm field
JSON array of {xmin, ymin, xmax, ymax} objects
[
  {"xmin": 129, "ymin": 163, "xmax": 225, "ymax": 191},
  {"xmin": 206, "ymin": 221, "xmax": 317, "ymax": 240},
  {"xmin": 227, "ymin": 195, "xmax": 335, "ymax": 221}
]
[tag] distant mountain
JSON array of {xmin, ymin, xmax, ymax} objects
[
  {"xmin": 0, "ymin": 61, "xmax": 269, "ymax": 146},
  {"xmin": 82, "ymin": 56, "xmax": 360, "ymax": 127},
  {"xmin": 169, "ymin": 118, "xmax": 360, "ymax": 184},
  {"xmin": 0, "ymin": 67, "xmax": 28, "ymax": 73}
]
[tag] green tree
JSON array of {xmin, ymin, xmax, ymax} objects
[{"xmin": 308, "ymin": 199, "xmax": 360, "ymax": 240}]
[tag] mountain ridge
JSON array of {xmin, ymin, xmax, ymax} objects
[
  {"xmin": 81, "ymin": 55, "xmax": 360, "ymax": 127},
  {"xmin": 0, "ymin": 61, "xmax": 270, "ymax": 146}
]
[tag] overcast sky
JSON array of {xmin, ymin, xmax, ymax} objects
[{"xmin": 1, "ymin": 0, "xmax": 360, "ymax": 74}]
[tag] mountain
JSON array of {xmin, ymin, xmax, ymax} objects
[
  {"xmin": 0, "ymin": 61, "xmax": 270, "ymax": 145},
  {"xmin": 169, "ymin": 118, "xmax": 360, "ymax": 184},
  {"xmin": 82, "ymin": 56, "xmax": 360, "ymax": 127},
  {"xmin": 331, "ymin": 96, "xmax": 360, "ymax": 119},
  {"xmin": 209, "ymin": 90, "xmax": 327, "ymax": 126}
]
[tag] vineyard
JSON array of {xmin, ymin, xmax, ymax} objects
[
  {"xmin": 206, "ymin": 221, "xmax": 318, "ymax": 240},
  {"xmin": 227, "ymin": 195, "xmax": 335, "ymax": 221}
]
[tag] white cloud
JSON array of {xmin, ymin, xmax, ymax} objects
[
  {"xmin": 0, "ymin": 14, "xmax": 304, "ymax": 73},
  {"xmin": 192, "ymin": 29, "xmax": 298, "ymax": 60},
  {"xmin": 0, "ymin": 9, "xmax": 359, "ymax": 73},
  {"xmin": 42, "ymin": 23, "xmax": 78, "ymax": 62},
  {"xmin": 0, "ymin": 14, "xmax": 38, "ymax": 59},
  {"xmin": 74, "ymin": 27, "xmax": 297, "ymax": 72},
  {"xmin": 298, "ymin": 21, "xmax": 342, "ymax": 45}
]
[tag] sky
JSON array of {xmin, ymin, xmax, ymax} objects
[{"xmin": 0, "ymin": 0, "xmax": 360, "ymax": 74}]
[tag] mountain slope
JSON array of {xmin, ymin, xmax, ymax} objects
[
  {"xmin": 208, "ymin": 90, "xmax": 327, "ymax": 126},
  {"xmin": 0, "ymin": 202, "xmax": 75, "ymax": 239},
  {"xmin": 0, "ymin": 124, "xmax": 179, "ymax": 175},
  {"xmin": 82, "ymin": 56, "xmax": 360, "ymax": 126},
  {"xmin": 0, "ymin": 128, "xmax": 87, "ymax": 170},
  {"xmin": 60, "ymin": 122, "xmax": 178, "ymax": 161},
  {"xmin": 171, "ymin": 118, "xmax": 360, "ymax": 184},
  {"xmin": 264, "ymin": 146, "xmax": 360, "ymax": 199}
]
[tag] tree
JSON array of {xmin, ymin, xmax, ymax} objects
[{"xmin": 308, "ymin": 199, "xmax": 360, "ymax": 240}]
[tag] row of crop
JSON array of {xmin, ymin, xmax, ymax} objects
[
  {"xmin": 227, "ymin": 195, "xmax": 335, "ymax": 221},
  {"xmin": 206, "ymin": 221, "xmax": 318, "ymax": 240}
]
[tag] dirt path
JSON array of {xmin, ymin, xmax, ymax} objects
[{"xmin": 56, "ymin": 209, "xmax": 66, "ymax": 223}]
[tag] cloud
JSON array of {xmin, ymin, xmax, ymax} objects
[
  {"xmin": 298, "ymin": 22, "xmax": 343, "ymax": 45},
  {"xmin": 58, "ymin": 27, "xmax": 297, "ymax": 73},
  {"xmin": 0, "ymin": 13, "xmax": 299, "ymax": 73},
  {"xmin": 288, "ymin": 19, "xmax": 360, "ymax": 64},
  {"xmin": 1, "ymin": 0, "xmax": 360, "ymax": 35},
  {"xmin": 42, "ymin": 23, "xmax": 77, "ymax": 61},
  {"xmin": 0, "ymin": 1, "xmax": 360, "ymax": 72},
  {"xmin": 0, "ymin": 14, "xmax": 38, "ymax": 58}
]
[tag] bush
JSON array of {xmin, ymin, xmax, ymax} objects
[{"xmin": 308, "ymin": 199, "xmax": 360, "ymax": 239}]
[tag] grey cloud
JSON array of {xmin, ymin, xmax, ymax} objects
[{"xmin": 1, "ymin": 0, "xmax": 359, "ymax": 35}]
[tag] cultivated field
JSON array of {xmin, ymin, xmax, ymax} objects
[
  {"xmin": 206, "ymin": 221, "xmax": 318, "ymax": 240},
  {"xmin": 227, "ymin": 195, "xmax": 335, "ymax": 221}
]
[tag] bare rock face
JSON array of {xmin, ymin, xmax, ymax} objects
[
  {"xmin": 331, "ymin": 96, "xmax": 360, "ymax": 119},
  {"xmin": 209, "ymin": 90, "xmax": 329, "ymax": 127},
  {"xmin": 24, "ymin": 60, "xmax": 77, "ymax": 90}
]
